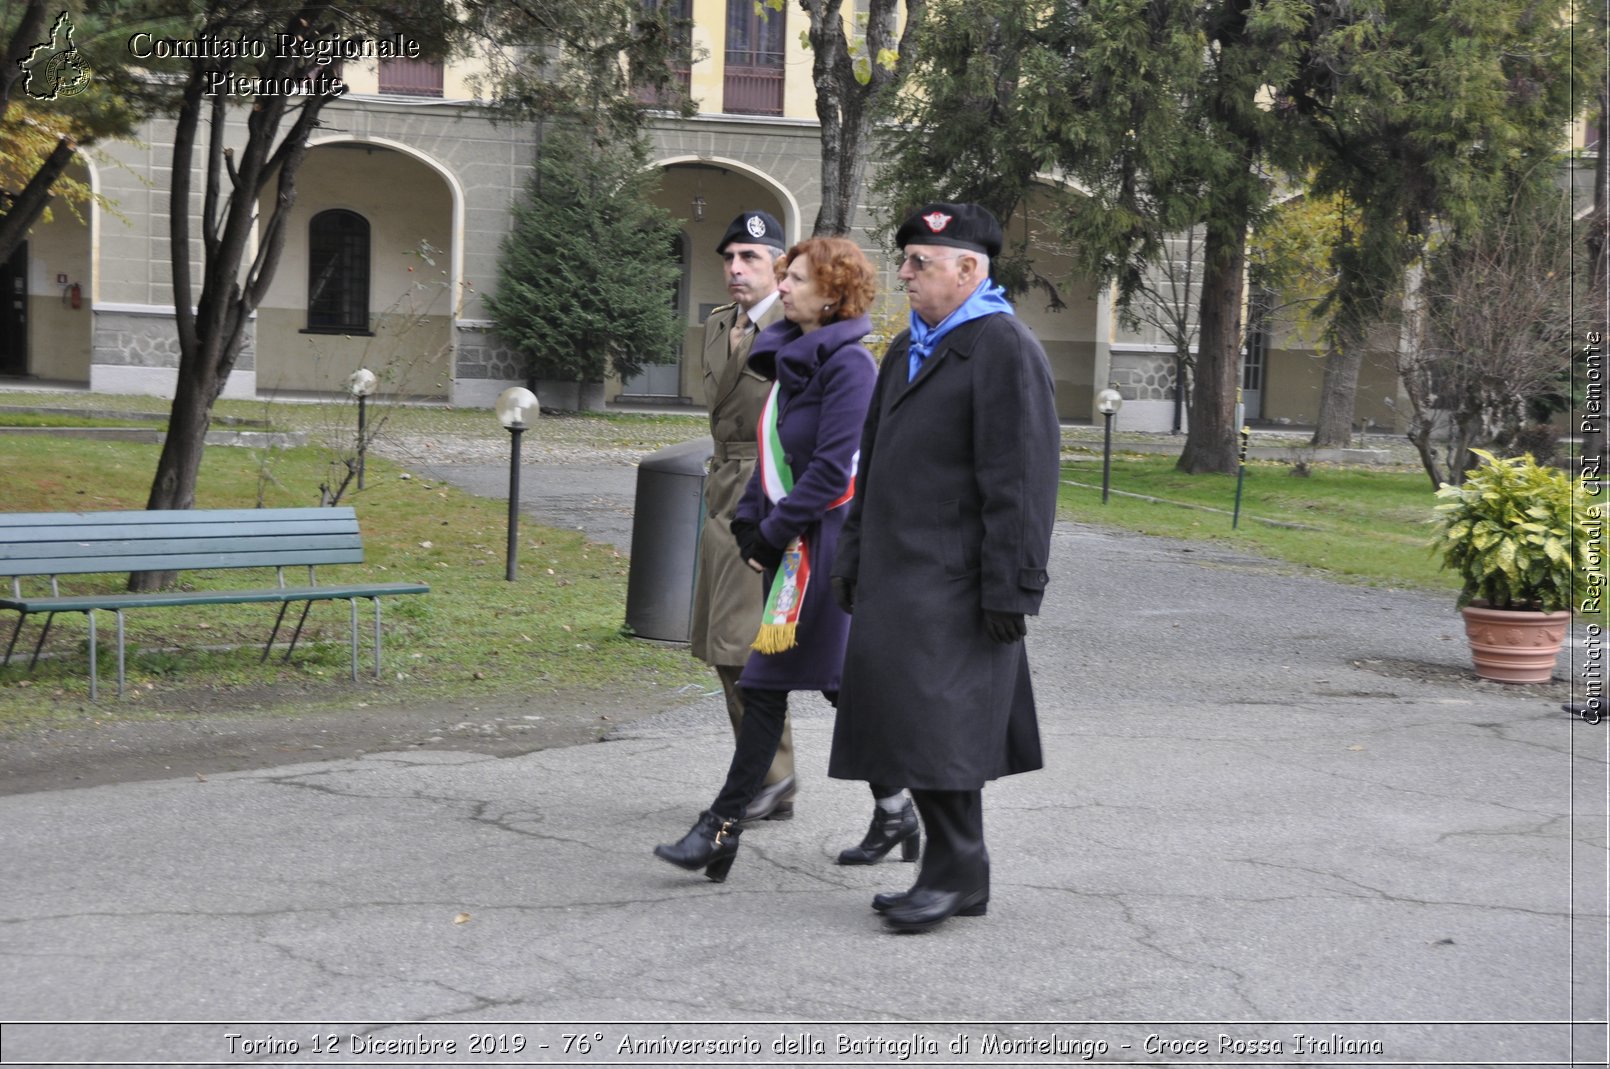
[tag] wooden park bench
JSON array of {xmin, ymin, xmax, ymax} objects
[{"xmin": 1, "ymin": 507, "xmax": 430, "ymax": 700}]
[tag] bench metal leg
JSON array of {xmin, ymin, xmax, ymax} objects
[
  {"xmin": 262, "ymin": 602, "xmax": 292, "ymax": 663},
  {"xmin": 17, "ymin": 612, "xmax": 57, "ymax": 672},
  {"xmin": 349, "ymin": 598, "xmax": 359, "ymax": 683},
  {"xmin": 86, "ymin": 610, "xmax": 97, "ymax": 703},
  {"xmin": 116, "ymin": 610, "xmax": 126, "ymax": 699},
  {"xmin": 282, "ymin": 601, "xmax": 315, "ymax": 663},
  {"xmin": 4, "ymin": 614, "xmax": 25, "ymax": 667},
  {"xmin": 28, "ymin": 613, "xmax": 53, "ymax": 670},
  {"xmin": 373, "ymin": 597, "xmax": 383, "ymax": 679}
]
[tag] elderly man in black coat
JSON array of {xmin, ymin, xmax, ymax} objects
[{"xmin": 828, "ymin": 202, "xmax": 1060, "ymax": 933}]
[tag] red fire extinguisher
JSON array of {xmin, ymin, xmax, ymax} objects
[{"xmin": 66, "ymin": 282, "xmax": 81, "ymax": 309}]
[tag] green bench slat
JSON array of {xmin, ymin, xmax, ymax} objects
[
  {"xmin": 1, "ymin": 582, "xmax": 433, "ymax": 613},
  {"xmin": 8, "ymin": 541, "xmax": 362, "ymax": 569},
  {"xmin": 2, "ymin": 506, "xmax": 429, "ymax": 699},
  {"xmin": 0, "ymin": 506, "xmax": 344, "ymax": 527},
  {"xmin": 0, "ymin": 507, "xmax": 369, "ymax": 577},
  {"xmin": 0, "ymin": 510, "xmax": 362, "ymax": 531},
  {"xmin": 5, "ymin": 548, "xmax": 366, "ymax": 576}
]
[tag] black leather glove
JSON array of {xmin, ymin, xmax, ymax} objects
[
  {"xmin": 750, "ymin": 537, "xmax": 783, "ymax": 572},
  {"xmin": 731, "ymin": 518, "xmax": 758, "ymax": 561},
  {"xmin": 731, "ymin": 519, "xmax": 783, "ymax": 571},
  {"xmin": 983, "ymin": 610, "xmax": 1026, "ymax": 644},
  {"xmin": 831, "ymin": 576, "xmax": 855, "ymax": 615}
]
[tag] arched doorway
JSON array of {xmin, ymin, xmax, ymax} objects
[
  {"xmin": 619, "ymin": 231, "xmax": 690, "ymax": 400},
  {"xmin": 638, "ymin": 159, "xmax": 792, "ymax": 407},
  {"xmin": 255, "ymin": 141, "xmax": 456, "ymax": 398},
  {"xmin": 1, "ymin": 158, "xmax": 94, "ymax": 384}
]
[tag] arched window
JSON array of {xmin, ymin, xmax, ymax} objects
[{"xmin": 307, "ymin": 210, "xmax": 370, "ymax": 333}]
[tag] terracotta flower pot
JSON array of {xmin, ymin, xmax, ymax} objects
[{"xmin": 1460, "ymin": 604, "xmax": 1571, "ymax": 684}]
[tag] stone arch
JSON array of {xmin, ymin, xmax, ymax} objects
[
  {"xmin": 615, "ymin": 157, "xmax": 797, "ymax": 406},
  {"xmin": 254, "ymin": 138, "xmax": 460, "ymax": 398},
  {"xmin": 5, "ymin": 153, "xmax": 97, "ymax": 384},
  {"xmin": 652, "ymin": 154, "xmax": 802, "ymax": 243}
]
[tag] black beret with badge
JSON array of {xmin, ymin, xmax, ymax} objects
[
  {"xmin": 716, "ymin": 210, "xmax": 786, "ymax": 253},
  {"xmin": 895, "ymin": 202, "xmax": 1004, "ymax": 258}
]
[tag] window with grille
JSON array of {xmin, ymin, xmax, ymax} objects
[
  {"xmin": 307, "ymin": 210, "xmax": 370, "ymax": 334},
  {"xmin": 724, "ymin": 0, "xmax": 784, "ymax": 115},
  {"xmin": 378, "ymin": 57, "xmax": 444, "ymax": 97},
  {"xmin": 1243, "ymin": 288, "xmax": 1271, "ymax": 392},
  {"xmin": 635, "ymin": 0, "xmax": 693, "ymax": 106}
]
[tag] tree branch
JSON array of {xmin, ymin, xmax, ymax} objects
[{"xmin": 0, "ymin": 135, "xmax": 75, "ymax": 264}]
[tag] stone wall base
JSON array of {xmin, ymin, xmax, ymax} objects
[{"xmin": 89, "ymin": 364, "xmax": 257, "ymax": 400}]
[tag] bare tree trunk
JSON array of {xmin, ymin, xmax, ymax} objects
[
  {"xmin": 146, "ymin": 366, "xmax": 217, "ymax": 512},
  {"xmin": 1589, "ymin": 88, "xmax": 1609, "ymax": 296},
  {"xmin": 803, "ymin": 0, "xmax": 921, "ymax": 237},
  {"xmin": 0, "ymin": 0, "xmax": 49, "ymax": 116},
  {"xmin": 1311, "ymin": 337, "xmax": 1362, "ymax": 447},
  {"xmin": 0, "ymin": 136, "xmax": 75, "ymax": 265},
  {"xmin": 806, "ymin": 0, "xmax": 855, "ymax": 237},
  {"xmin": 1177, "ymin": 224, "xmax": 1245, "ymax": 474},
  {"xmin": 1583, "ymin": 89, "xmax": 1609, "ymax": 474},
  {"xmin": 135, "ymin": 7, "xmax": 337, "ymax": 590},
  {"xmin": 1394, "ymin": 263, "xmax": 1447, "ymax": 489}
]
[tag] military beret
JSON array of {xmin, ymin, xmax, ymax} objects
[
  {"xmin": 716, "ymin": 210, "xmax": 786, "ymax": 253},
  {"xmin": 895, "ymin": 202, "xmax": 1003, "ymax": 257}
]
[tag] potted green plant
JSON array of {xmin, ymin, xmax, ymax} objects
[{"xmin": 1430, "ymin": 448, "xmax": 1590, "ymax": 683}]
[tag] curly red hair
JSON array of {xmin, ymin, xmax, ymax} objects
[{"xmin": 775, "ymin": 237, "xmax": 878, "ymax": 321}]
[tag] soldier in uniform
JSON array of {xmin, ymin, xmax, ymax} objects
[{"xmin": 689, "ymin": 210, "xmax": 795, "ymax": 822}]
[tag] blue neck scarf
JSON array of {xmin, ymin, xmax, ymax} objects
[{"xmin": 908, "ymin": 279, "xmax": 1015, "ymax": 381}]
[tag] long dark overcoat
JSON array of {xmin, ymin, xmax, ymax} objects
[
  {"xmin": 827, "ymin": 312, "xmax": 1060, "ymax": 790},
  {"xmin": 735, "ymin": 315, "xmax": 878, "ymax": 693}
]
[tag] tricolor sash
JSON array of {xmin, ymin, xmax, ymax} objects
[{"xmin": 751, "ymin": 382, "xmax": 855, "ymax": 654}]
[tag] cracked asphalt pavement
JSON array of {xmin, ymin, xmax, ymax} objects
[{"xmin": 1, "ymin": 498, "xmax": 1605, "ymax": 1064}]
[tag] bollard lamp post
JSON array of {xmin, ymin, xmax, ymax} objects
[
  {"xmin": 495, "ymin": 386, "xmax": 539, "ymax": 581},
  {"xmin": 1096, "ymin": 387, "xmax": 1123, "ymax": 504},
  {"xmin": 347, "ymin": 368, "xmax": 377, "ymax": 490}
]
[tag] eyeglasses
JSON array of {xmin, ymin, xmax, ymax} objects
[{"xmin": 896, "ymin": 252, "xmax": 962, "ymax": 273}]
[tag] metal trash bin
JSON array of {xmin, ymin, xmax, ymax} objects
[{"xmin": 625, "ymin": 437, "xmax": 713, "ymax": 642}]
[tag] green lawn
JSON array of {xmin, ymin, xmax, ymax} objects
[
  {"xmin": 1059, "ymin": 451, "xmax": 1460, "ymax": 594},
  {"xmin": 0, "ymin": 433, "xmax": 706, "ymax": 723},
  {"xmin": 0, "ymin": 411, "xmax": 1467, "ymax": 724}
]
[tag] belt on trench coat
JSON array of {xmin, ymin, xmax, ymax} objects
[{"xmin": 712, "ymin": 441, "xmax": 758, "ymax": 463}]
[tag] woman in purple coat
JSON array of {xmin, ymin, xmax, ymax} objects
[{"xmin": 655, "ymin": 237, "xmax": 913, "ymax": 881}]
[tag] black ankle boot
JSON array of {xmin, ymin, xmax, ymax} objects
[
  {"xmin": 872, "ymin": 887, "xmax": 987, "ymax": 916},
  {"xmin": 836, "ymin": 799, "xmax": 920, "ymax": 865},
  {"xmin": 654, "ymin": 810, "xmax": 743, "ymax": 882},
  {"xmin": 883, "ymin": 885, "xmax": 990, "ymax": 932}
]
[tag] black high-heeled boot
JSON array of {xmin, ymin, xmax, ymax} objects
[
  {"xmin": 654, "ymin": 810, "xmax": 743, "ymax": 882},
  {"xmin": 836, "ymin": 799, "xmax": 920, "ymax": 865}
]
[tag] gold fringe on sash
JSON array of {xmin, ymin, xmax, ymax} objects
[{"xmin": 751, "ymin": 621, "xmax": 799, "ymax": 655}]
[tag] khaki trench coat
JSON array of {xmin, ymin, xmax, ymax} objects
[{"xmin": 689, "ymin": 298, "xmax": 785, "ymax": 667}]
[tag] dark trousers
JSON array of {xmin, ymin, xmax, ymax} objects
[
  {"xmin": 715, "ymin": 665, "xmax": 793, "ymax": 787},
  {"xmin": 909, "ymin": 788, "xmax": 988, "ymax": 893},
  {"xmin": 712, "ymin": 687, "xmax": 901, "ymax": 818}
]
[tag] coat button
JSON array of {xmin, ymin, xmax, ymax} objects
[{"xmin": 783, "ymin": 454, "xmax": 793, "ymax": 464}]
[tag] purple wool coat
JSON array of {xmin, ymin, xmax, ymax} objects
[{"xmin": 735, "ymin": 315, "xmax": 878, "ymax": 692}]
